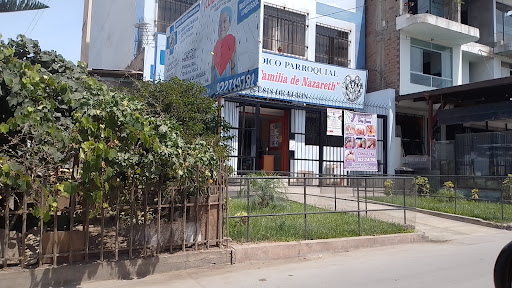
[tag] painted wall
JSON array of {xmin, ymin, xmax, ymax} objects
[
  {"xmin": 144, "ymin": 33, "xmax": 167, "ymax": 81},
  {"xmin": 88, "ymin": 0, "xmax": 136, "ymax": 69}
]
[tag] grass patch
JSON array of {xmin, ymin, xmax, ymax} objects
[
  {"xmin": 368, "ymin": 195, "xmax": 512, "ymax": 223},
  {"xmin": 228, "ymin": 198, "xmax": 412, "ymax": 242}
]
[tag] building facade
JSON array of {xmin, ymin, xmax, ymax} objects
[{"xmin": 366, "ymin": 0, "xmax": 512, "ymax": 177}]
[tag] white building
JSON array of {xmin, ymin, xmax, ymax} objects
[{"xmin": 366, "ymin": 0, "xmax": 512, "ymax": 176}]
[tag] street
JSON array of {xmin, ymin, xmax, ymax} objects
[{"xmin": 77, "ymin": 229, "xmax": 511, "ymax": 288}]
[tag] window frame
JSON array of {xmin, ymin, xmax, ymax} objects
[
  {"xmin": 410, "ymin": 38, "xmax": 453, "ymax": 88},
  {"xmin": 263, "ymin": 4, "xmax": 308, "ymax": 58},
  {"xmin": 315, "ymin": 24, "xmax": 350, "ymax": 68}
]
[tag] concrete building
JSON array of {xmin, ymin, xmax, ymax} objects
[{"xmin": 366, "ymin": 0, "xmax": 512, "ymax": 177}]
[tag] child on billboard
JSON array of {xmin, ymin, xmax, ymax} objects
[{"xmin": 211, "ymin": 6, "xmax": 237, "ymax": 82}]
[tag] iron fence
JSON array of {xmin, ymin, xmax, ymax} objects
[
  {"xmin": 0, "ymin": 178, "xmax": 226, "ymax": 269},
  {"xmin": 226, "ymin": 174, "xmax": 416, "ymax": 243}
]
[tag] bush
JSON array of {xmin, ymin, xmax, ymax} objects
[
  {"xmin": 435, "ymin": 181, "xmax": 464, "ymax": 201},
  {"xmin": 471, "ymin": 188, "xmax": 479, "ymax": 200},
  {"xmin": 239, "ymin": 172, "xmax": 288, "ymax": 209},
  {"xmin": 415, "ymin": 176, "xmax": 431, "ymax": 195},
  {"xmin": 502, "ymin": 175, "xmax": 512, "ymax": 200},
  {"xmin": 384, "ymin": 179, "xmax": 394, "ymax": 196}
]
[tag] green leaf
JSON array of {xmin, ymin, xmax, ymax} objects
[
  {"xmin": 0, "ymin": 123, "xmax": 9, "ymax": 133},
  {"xmin": 107, "ymin": 149, "xmax": 117, "ymax": 160}
]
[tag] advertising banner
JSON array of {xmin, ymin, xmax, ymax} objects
[
  {"xmin": 344, "ymin": 111, "xmax": 378, "ymax": 171},
  {"xmin": 165, "ymin": 0, "xmax": 261, "ymax": 96},
  {"xmin": 327, "ymin": 108, "xmax": 343, "ymax": 136},
  {"xmin": 241, "ymin": 51, "xmax": 367, "ymax": 108}
]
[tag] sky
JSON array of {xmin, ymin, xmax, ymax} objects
[{"xmin": 0, "ymin": 0, "xmax": 83, "ymax": 63}]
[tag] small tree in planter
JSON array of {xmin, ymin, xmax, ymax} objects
[
  {"xmin": 384, "ymin": 179, "xmax": 394, "ymax": 196},
  {"xmin": 471, "ymin": 188, "xmax": 479, "ymax": 200},
  {"xmin": 502, "ymin": 175, "xmax": 512, "ymax": 201},
  {"xmin": 414, "ymin": 176, "xmax": 431, "ymax": 196}
]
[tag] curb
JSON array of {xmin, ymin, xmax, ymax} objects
[
  {"xmin": 231, "ymin": 232, "xmax": 428, "ymax": 263},
  {"xmin": 0, "ymin": 249, "xmax": 232, "ymax": 288}
]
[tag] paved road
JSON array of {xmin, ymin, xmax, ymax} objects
[{"xmin": 78, "ymin": 228, "xmax": 511, "ymax": 288}]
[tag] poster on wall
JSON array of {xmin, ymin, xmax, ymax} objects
[
  {"xmin": 344, "ymin": 111, "xmax": 378, "ymax": 171},
  {"xmin": 165, "ymin": 0, "xmax": 262, "ymax": 96},
  {"xmin": 327, "ymin": 108, "xmax": 343, "ymax": 136}
]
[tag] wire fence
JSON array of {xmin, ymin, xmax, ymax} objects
[{"xmin": 226, "ymin": 174, "xmax": 417, "ymax": 243}]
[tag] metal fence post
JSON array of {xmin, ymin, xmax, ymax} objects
[
  {"xmin": 454, "ymin": 181, "xmax": 457, "ymax": 214},
  {"xmin": 246, "ymin": 178, "xmax": 250, "ymax": 242},
  {"xmin": 364, "ymin": 178, "xmax": 368, "ymax": 217},
  {"xmin": 403, "ymin": 178, "xmax": 407, "ymax": 225},
  {"xmin": 502, "ymin": 186, "xmax": 505, "ymax": 222},
  {"xmin": 357, "ymin": 178, "xmax": 361, "ymax": 236},
  {"xmin": 304, "ymin": 173, "xmax": 308, "ymax": 240},
  {"xmin": 334, "ymin": 181, "xmax": 337, "ymax": 211}
]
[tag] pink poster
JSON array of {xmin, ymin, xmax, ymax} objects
[{"xmin": 344, "ymin": 111, "xmax": 378, "ymax": 171}]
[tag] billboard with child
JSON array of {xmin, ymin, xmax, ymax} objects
[{"xmin": 165, "ymin": 0, "xmax": 261, "ymax": 96}]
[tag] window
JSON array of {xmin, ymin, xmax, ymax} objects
[
  {"xmin": 410, "ymin": 38, "xmax": 452, "ymax": 88},
  {"xmin": 315, "ymin": 25, "xmax": 349, "ymax": 67},
  {"xmin": 263, "ymin": 5, "xmax": 307, "ymax": 57},
  {"xmin": 305, "ymin": 111, "xmax": 320, "ymax": 145},
  {"xmin": 157, "ymin": 0, "xmax": 196, "ymax": 33}
]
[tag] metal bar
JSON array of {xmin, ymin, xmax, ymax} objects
[
  {"xmin": 39, "ymin": 189, "xmax": 43, "ymax": 267},
  {"xmin": 3, "ymin": 189, "xmax": 9, "ymax": 268},
  {"xmin": 69, "ymin": 195, "xmax": 75, "ymax": 264},
  {"xmin": 53, "ymin": 208, "xmax": 57, "ymax": 266},
  {"xmin": 357, "ymin": 178, "xmax": 361, "ymax": 236},
  {"xmin": 21, "ymin": 191, "xmax": 27, "ymax": 268},
  {"xmin": 195, "ymin": 168, "xmax": 199, "ymax": 251},
  {"xmin": 206, "ymin": 186, "xmax": 210, "ymax": 249},
  {"xmin": 100, "ymin": 190, "xmax": 105, "ymax": 262},
  {"xmin": 334, "ymin": 183, "xmax": 337, "ymax": 211},
  {"xmin": 170, "ymin": 189, "xmax": 174, "ymax": 254},
  {"xmin": 502, "ymin": 187, "xmax": 505, "ymax": 222},
  {"xmin": 129, "ymin": 181, "xmax": 135, "ymax": 259},
  {"xmin": 227, "ymin": 207, "xmax": 407, "ymax": 218},
  {"xmin": 246, "ymin": 178, "xmax": 250, "ymax": 242},
  {"xmin": 182, "ymin": 190, "xmax": 187, "ymax": 252},
  {"xmin": 454, "ymin": 181, "xmax": 457, "ymax": 214},
  {"xmin": 364, "ymin": 178, "xmax": 368, "ymax": 217},
  {"xmin": 143, "ymin": 185, "xmax": 148, "ymax": 257},
  {"xmin": 115, "ymin": 186, "xmax": 120, "ymax": 261},
  {"xmin": 157, "ymin": 177, "xmax": 162, "ymax": 255},
  {"xmin": 85, "ymin": 202, "xmax": 90, "ymax": 262},
  {"xmin": 303, "ymin": 171, "xmax": 307, "ymax": 240},
  {"xmin": 403, "ymin": 178, "xmax": 407, "ymax": 225},
  {"xmin": 218, "ymin": 173, "xmax": 223, "ymax": 246}
]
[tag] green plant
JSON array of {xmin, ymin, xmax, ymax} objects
[
  {"xmin": 239, "ymin": 172, "xmax": 288, "ymax": 209},
  {"xmin": 384, "ymin": 179, "xmax": 394, "ymax": 196},
  {"xmin": 471, "ymin": 188, "xmax": 479, "ymax": 200},
  {"xmin": 502, "ymin": 174, "xmax": 512, "ymax": 201},
  {"xmin": 415, "ymin": 176, "xmax": 431, "ymax": 195},
  {"xmin": 435, "ymin": 181, "xmax": 463, "ymax": 201}
]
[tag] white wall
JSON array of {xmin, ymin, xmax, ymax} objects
[
  {"xmin": 364, "ymin": 89, "xmax": 397, "ymax": 174},
  {"xmin": 88, "ymin": 0, "xmax": 136, "ymax": 70},
  {"xmin": 469, "ymin": 58, "xmax": 498, "ymax": 82},
  {"xmin": 462, "ymin": 55, "xmax": 470, "ymax": 84}
]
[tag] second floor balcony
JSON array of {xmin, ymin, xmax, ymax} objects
[{"xmin": 397, "ymin": 0, "xmax": 479, "ymax": 45}]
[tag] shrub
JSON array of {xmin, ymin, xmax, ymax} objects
[
  {"xmin": 239, "ymin": 172, "xmax": 288, "ymax": 209},
  {"xmin": 384, "ymin": 179, "xmax": 394, "ymax": 196},
  {"xmin": 415, "ymin": 176, "xmax": 431, "ymax": 195},
  {"xmin": 435, "ymin": 181, "xmax": 463, "ymax": 201},
  {"xmin": 471, "ymin": 188, "xmax": 479, "ymax": 200},
  {"xmin": 502, "ymin": 174, "xmax": 512, "ymax": 200}
]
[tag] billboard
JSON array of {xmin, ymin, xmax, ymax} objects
[
  {"xmin": 241, "ymin": 51, "xmax": 367, "ymax": 108},
  {"xmin": 165, "ymin": 0, "xmax": 261, "ymax": 96},
  {"xmin": 344, "ymin": 111, "xmax": 378, "ymax": 171}
]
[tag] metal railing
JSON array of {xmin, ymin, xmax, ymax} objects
[
  {"xmin": 226, "ymin": 174, "xmax": 416, "ymax": 242},
  {"xmin": 0, "ymin": 182, "xmax": 226, "ymax": 269}
]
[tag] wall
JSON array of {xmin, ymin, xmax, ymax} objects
[
  {"xmin": 469, "ymin": 57, "xmax": 500, "ymax": 82},
  {"xmin": 364, "ymin": 89, "xmax": 397, "ymax": 175},
  {"xmin": 88, "ymin": 0, "xmax": 137, "ymax": 70},
  {"xmin": 365, "ymin": 0, "xmax": 401, "ymax": 93}
]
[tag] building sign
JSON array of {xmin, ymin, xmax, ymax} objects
[
  {"xmin": 165, "ymin": 0, "xmax": 262, "ymax": 96},
  {"xmin": 241, "ymin": 51, "xmax": 367, "ymax": 108},
  {"xmin": 344, "ymin": 111, "xmax": 377, "ymax": 171},
  {"xmin": 327, "ymin": 108, "xmax": 343, "ymax": 136}
]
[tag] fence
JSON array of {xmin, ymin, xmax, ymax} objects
[
  {"xmin": 417, "ymin": 175, "xmax": 512, "ymax": 223},
  {"xmin": 226, "ymin": 174, "xmax": 416, "ymax": 243},
  {"xmin": 0, "ymin": 178, "xmax": 226, "ymax": 269}
]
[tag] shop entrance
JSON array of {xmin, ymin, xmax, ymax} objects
[{"xmin": 236, "ymin": 104, "xmax": 289, "ymax": 174}]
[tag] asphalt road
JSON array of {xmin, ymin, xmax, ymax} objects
[{"xmin": 78, "ymin": 229, "xmax": 511, "ymax": 288}]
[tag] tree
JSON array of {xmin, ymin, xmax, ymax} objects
[{"xmin": 0, "ymin": 0, "xmax": 49, "ymax": 13}]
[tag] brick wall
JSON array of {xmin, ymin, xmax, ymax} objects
[{"xmin": 365, "ymin": 0, "xmax": 401, "ymax": 94}]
